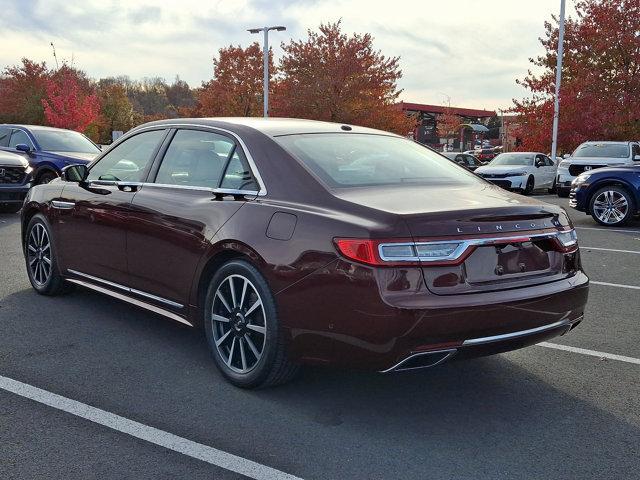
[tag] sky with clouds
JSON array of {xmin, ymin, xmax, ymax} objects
[{"xmin": 0, "ymin": 0, "xmax": 575, "ymax": 111}]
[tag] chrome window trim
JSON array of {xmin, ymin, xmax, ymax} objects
[
  {"xmin": 378, "ymin": 230, "xmax": 572, "ymax": 263},
  {"xmin": 129, "ymin": 123, "xmax": 267, "ymax": 196},
  {"xmin": 67, "ymin": 269, "xmax": 184, "ymax": 309},
  {"xmin": 139, "ymin": 182, "xmax": 259, "ymax": 197}
]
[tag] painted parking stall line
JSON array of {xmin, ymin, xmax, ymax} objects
[
  {"xmin": 575, "ymin": 226, "xmax": 640, "ymax": 234},
  {"xmin": 0, "ymin": 375, "xmax": 304, "ymax": 480},
  {"xmin": 591, "ymin": 281, "xmax": 640, "ymax": 290},
  {"xmin": 539, "ymin": 343, "xmax": 640, "ymax": 366},
  {"xmin": 582, "ymin": 246, "xmax": 640, "ymax": 255}
]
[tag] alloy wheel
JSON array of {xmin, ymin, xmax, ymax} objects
[
  {"xmin": 27, "ymin": 223, "xmax": 52, "ymax": 286},
  {"xmin": 592, "ymin": 190, "xmax": 629, "ymax": 224},
  {"xmin": 211, "ymin": 274, "xmax": 267, "ymax": 374}
]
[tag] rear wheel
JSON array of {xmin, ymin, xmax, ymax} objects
[
  {"xmin": 25, "ymin": 214, "xmax": 73, "ymax": 295},
  {"xmin": 204, "ymin": 260, "xmax": 299, "ymax": 388},
  {"xmin": 589, "ymin": 186, "xmax": 635, "ymax": 227}
]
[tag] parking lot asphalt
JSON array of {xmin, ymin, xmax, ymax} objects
[{"xmin": 1, "ymin": 193, "xmax": 639, "ymax": 480}]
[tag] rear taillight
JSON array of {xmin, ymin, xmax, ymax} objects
[{"xmin": 334, "ymin": 229, "xmax": 578, "ymax": 267}]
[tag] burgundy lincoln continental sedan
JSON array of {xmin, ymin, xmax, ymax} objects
[{"xmin": 21, "ymin": 118, "xmax": 589, "ymax": 388}]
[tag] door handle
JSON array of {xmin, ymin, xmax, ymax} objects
[{"xmin": 116, "ymin": 182, "xmax": 141, "ymax": 193}]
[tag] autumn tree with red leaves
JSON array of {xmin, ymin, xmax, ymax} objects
[
  {"xmin": 512, "ymin": 0, "xmax": 640, "ymax": 153},
  {"xmin": 437, "ymin": 107, "xmax": 461, "ymax": 139},
  {"xmin": 273, "ymin": 21, "xmax": 415, "ymax": 135},
  {"xmin": 196, "ymin": 43, "xmax": 273, "ymax": 117},
  {"xmin": 41, "ymin": 66, "xmax": 101, "ymax": 132},
  {"xmin": 0, "ymin": 58, "xmax": 49, "ymax": 124}
]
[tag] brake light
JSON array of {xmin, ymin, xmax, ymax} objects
[{"xmin": 334, "ymin": 239, "xmax": 382, "ymax": 265}]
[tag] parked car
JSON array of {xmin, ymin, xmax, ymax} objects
[
  {"xmin": 0, "ymin": 150, "xmax": 32, "ymax": 213},
  {"xmin": 21, "ymin": 118, "xmax": 588, "ymax": 388},
  {"xmin": 475, "ymin": 152, "xmax": 558, "ymax": 195},
  {"xmin": 569, "ymin": 165, "xmax": 640, "ymax": 226},
  {"xmin": 473, "ymin": 148, "xmax": 497, "ymax": 162},
  {"xmin": 442, "ymin": 152, "xmax": 485, "ymax": 171},
  {"xmin": 556, "ymin": 141, "xmax": 640, "ymax": 197},
  {"xmin": 0, "ymin": 124, "xmax": 101, "ymax": 185}
]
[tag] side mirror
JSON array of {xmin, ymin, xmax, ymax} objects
[
  {"xmin": 535, "ymin": 161, "xmax": 544, "ymax": 168},
  {"xmin": 634, "ymin": 155, "xmax": 640, "ymax": 161},
  {"xmin": 15, "ymin": 143, "xmax": 32, "ymax": 154},
  {"xmin": 563, "ymin": 153, "xmax": 570, "ymax": 159},
  {"xmin": 61, "ymin": 164, "xmax": 89, "ymax": 183}
]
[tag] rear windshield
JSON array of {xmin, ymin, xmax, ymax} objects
[
  {"xmin": 274, "ymin": 134, "xmax": 482, "ymax": 188},
  {"xmin": 573, "ymin": 143, "xmax": 629, "ymax": 158},
  {"xmin": 489, "ymin": 154, "xmax": 534, "ymax": 166},
  {"xmin": 32, "ymin": 129, "xmax": 100, "ymax": 154}
]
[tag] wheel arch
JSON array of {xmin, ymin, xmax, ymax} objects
[
  {"xmin": 586, "ymin": 179, "xmax": 637, "ymax": 214},
  {"xmin": 191, "ymin": 240, "xmax": 268, "ymax": 327},
  {"xmin": 33, "ymin": 163, "xmax": 60, "ymax": 183}
]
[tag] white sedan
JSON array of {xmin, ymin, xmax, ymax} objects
[{"xmin": 474, "ymin": 152, "xmax": 558, "ymax": 195}]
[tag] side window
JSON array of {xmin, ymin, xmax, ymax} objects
[
  {"xmin": 632, "ymin": 144, "xmax": 640, "ymax": 158},
  {"xmin": 535, "ymin": 154, "xmax": 545, "ymax": 166},
  {"xmin": 87, "ymin": 129, "xmax": 166, "ymax": 182},
  {"xmin": 155, "ymin": 129, "xmax": 258, "ymax": 191},
  {"xmin": 220, "ymin": 149, "xmax": 259, "ymax": 191},
  {"xmin": 545, "ymin": 156, "xmax": 554, "ymax": 166},
  {"xmin": 155, "ymin": 129, "xmax": 232, "ymax": 188},
  {"xmin": 9, "ymin": 129, "xmax": 32, "ymax": 148},
  {"xmin": 0, "ymin": 127, "xmax": 11, "ymax": 147}
]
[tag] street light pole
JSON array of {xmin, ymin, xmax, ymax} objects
[
  {"xmin": 248, "ymin": 25, "xmax": 286, "ymax": 118},
  {"xmin": 550, "ymin": 0, "xmax": 566, "ymax": 163}
]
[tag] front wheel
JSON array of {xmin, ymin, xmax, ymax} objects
[
  {"xmin": 0, "ymin": 204, "xmax": 22, "ymax": 214},
  {"xmin": 523, "ymin": 176, "xmax": 535, "ymax": 195},
  {"xmin": 589, "ymin": 186, "xmax": 635, "ymax": 227},
  {"xmin": 25, "ymin": 214, "xmax": 73, "ymax": 295},
  {"xmin": 204, "ymin": 259, "xmax": 299, "ymax": 388},
  {"xmin": 36, "ymin": 171, "xmax": 58, "ymax": 185}
]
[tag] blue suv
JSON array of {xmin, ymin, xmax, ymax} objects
[
  {"xmin": 570, "ymin": 165, "xmax": 640, "ymax": 226},
  {"xmin": 0, "ymin": 125, "xmax": 100, "ymax": 185}
]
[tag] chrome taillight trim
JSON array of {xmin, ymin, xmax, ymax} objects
[{"xmin": 377, "ymin": 230, "xmax": 577, "ymax": 263}]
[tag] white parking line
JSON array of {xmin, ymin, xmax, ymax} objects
[
  {"xmin": 591, "ymin": 281, "xmax": 640, "ymax": 290},
  {"xmin": 576, "ymin": 226, "xmax": 640, "ymax": 234},
  {"xmin": 539, "ymin": 342, "xmax": 640, "ymax": 365},
  {"xmin": 582, "ymin": 246, "xmax": 640, "ymax": 254},
  {"xmin": 0, "ymin": 375, "xmax": 303, "ymax": 480}
]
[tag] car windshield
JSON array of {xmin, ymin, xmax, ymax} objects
[
  {"xmin": 31, "ymin": 129, "xmax": 100, "ymax": 154},
  {"xmin": 489, "ymin": 154, "xmax": 534, "ymax": 166},
  {"xmin": 572, "ymin": 143, "xmax": 629, "ymax": 158},
  {"xmin": 275, "ymin": 134, "xmax": 483, "ymax": 188}
]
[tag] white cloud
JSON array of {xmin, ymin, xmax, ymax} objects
[{"xmin": 0, "ymin": 0, "xmax": 575, "ymax": 110}]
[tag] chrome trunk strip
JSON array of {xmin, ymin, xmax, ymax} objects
[{"xmin": 462, "ymin": 316, "xmax": 577, "ymax": 346}]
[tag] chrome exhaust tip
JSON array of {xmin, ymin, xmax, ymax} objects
[{"xmin": 381, "ymin": 349, "xmax": 457, "ymax": 373}]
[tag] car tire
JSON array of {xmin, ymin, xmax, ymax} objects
[
  {"xmin": 0, "ymin": 204, "xmax": 22, "ymax": 214},
  {"xmin": 548, "ymin": 178, "xmax": 557, "ymax": 194},
  {"xmin": 557, "ymin": 187, "xmax": 570, "ymax": 198},
  {"xmin": 204, "ymin": 259, "xmax": 300, "ymax": 389},
  {"xmin": 589, "ymin": 185, "xmax": 635, "ymax": 227},
  {"xmin": 37, "ymin": 171, "xmax": 58, "ymax": 185},
  {"xmin": 523, "ymin": 176, "xmax": 535, "ymax": 195},
  {"xmin": 25, "ymin": 214, "xmax": 73, "ymax": 295}
]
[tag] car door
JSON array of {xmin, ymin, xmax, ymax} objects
[
  {"xmin": 125, "ymin": 127, "xmax": 260, "ymax": 309},
  {"xmin": 54, "ymin": 128, "xmax": 169, "ymax": 286},
  {"xmin": 544, "ymin": 155, "xmax": 557, "ymax": 185},
  {"xmin": 533, "ymin": 154, "xmax": 549, "ymax": 187}
]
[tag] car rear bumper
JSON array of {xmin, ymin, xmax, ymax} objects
[
  {"xmin": 277, "ymin": 260, "xmax": 589, "ymax": 371},
  {"xmin": 479, "ymin": 175, "xmax": 527, "ymax": 190}
]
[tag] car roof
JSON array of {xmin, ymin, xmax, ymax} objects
[
  {"xmin": 139, "ymin": 117, "xmax": 402, "ymax": 138},
  {"xmin": 579, "ymin": 141, "xmax": 632, "ymax": 145},
  {"xmin": 0, "ymin": 124, "xmax": 84, "ymax": 133}
]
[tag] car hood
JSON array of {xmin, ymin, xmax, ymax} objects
[
  {"xmin": 565, "ymin": 157, "xmax": 630, "ymax": 165},
  {"xmin": 46, "ymin": 151, "xmax": 98, "ymax": 163},
  {"xmin": 0, "ymin": 151, "xmax": 29, "ymax": 167},
  {"xmin": 333, "ymin": 183, "xmax": 569, "ymax": 237},
  {"xmin": 475, "ymin": 165, "xmax": 531, "ymax": 174}
]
